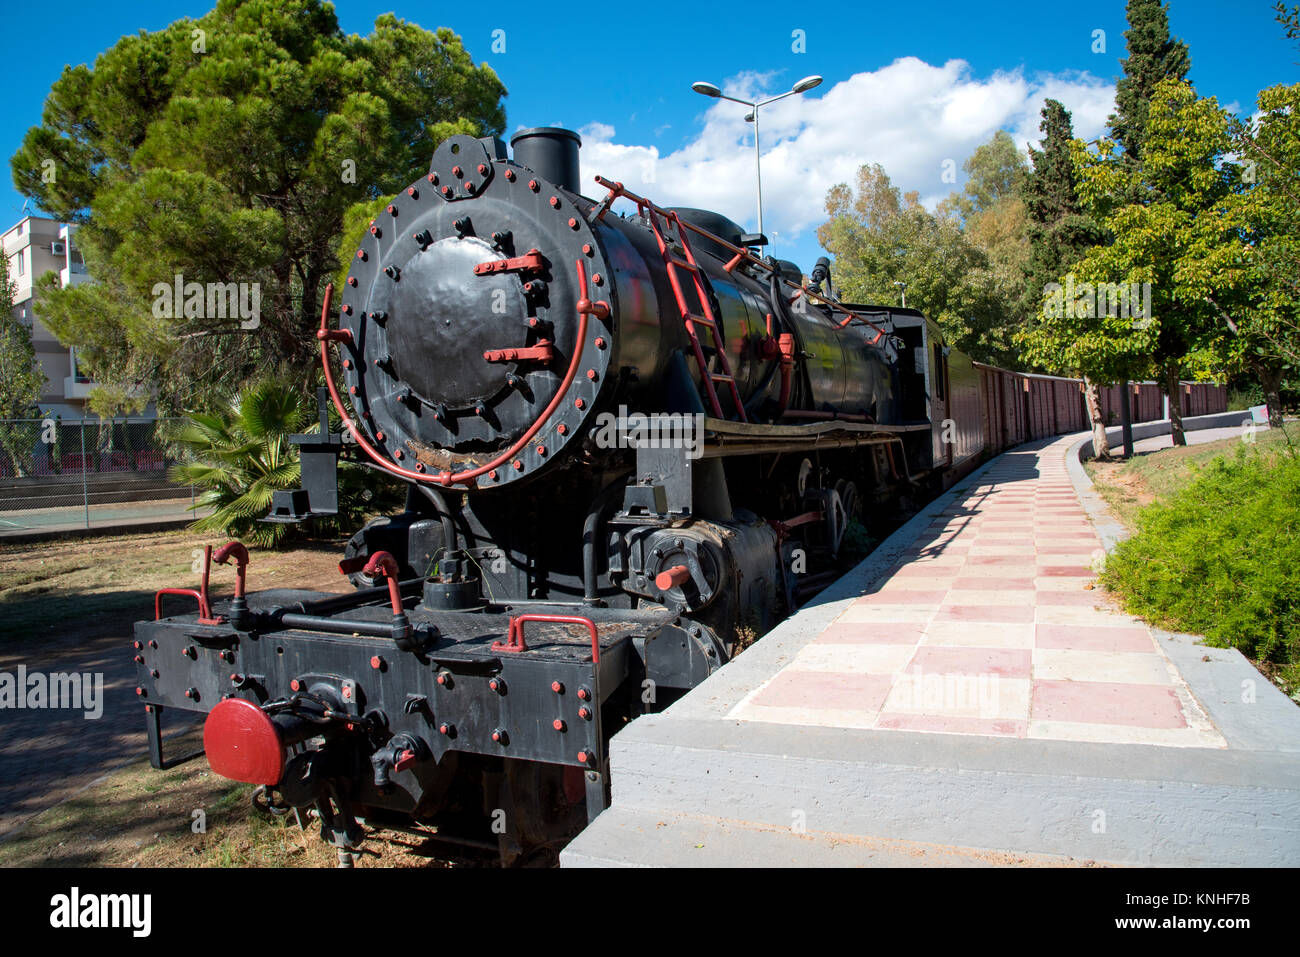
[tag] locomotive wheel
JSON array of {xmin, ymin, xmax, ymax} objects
[{"xmin": 834, "ymin": 479, "xmax": 861, "ymax": 525}]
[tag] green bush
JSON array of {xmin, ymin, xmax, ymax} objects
[{"xmin": 1101, "ymin": 445, "xmax": 1300, "ymax": 674}]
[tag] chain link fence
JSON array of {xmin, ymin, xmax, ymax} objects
[{"xmin": 0, "ymin": 417, "xmax": 199, "ymax": 536}]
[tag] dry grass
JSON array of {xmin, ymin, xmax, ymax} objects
[
  {"xmin": 0, "ymin": 529, "xmax": 351, "ymax": 646},
  {"xmin": 1085, "ymin": 425, "xmax": 1296, "ymax": 529},
  {"xmin": 0, "ymin": 730, "xmax": 494, "ymax": 868}
]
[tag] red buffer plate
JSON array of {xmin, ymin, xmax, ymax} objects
[{"xmin": 203, "ymin": 697, "xmax": 286, "ymax": 785}]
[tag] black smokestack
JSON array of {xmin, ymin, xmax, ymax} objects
[{"xmin": 509, "ymin": 127, "xmax": 582, "ymax": 193}]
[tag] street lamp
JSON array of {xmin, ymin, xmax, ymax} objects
[
  {"xmin": 690, "ymin": 75, "xmax": 823, "ymax": 248},
  {"xmin": 894, "ymin": 281, "xmax": 907, "ymax": 308}
]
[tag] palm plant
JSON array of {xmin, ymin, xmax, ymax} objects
[{"xmin": 168, "ymin": 380, "xmax": 309, "ymax": 547}]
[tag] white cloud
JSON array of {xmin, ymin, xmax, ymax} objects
[{"xmin": 573, "ymin": 57, "xmax": 1115, "ymax": 267}]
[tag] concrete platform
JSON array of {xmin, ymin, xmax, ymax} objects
[
  {"xmin": 563, "ymin": 806, "xmax": 1095, "ymax": 868},
  {"xmin": 562, "ymin": 416, "xmax": 1300, "ymax": 867}
]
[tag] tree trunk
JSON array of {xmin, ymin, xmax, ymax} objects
[
  {"xmin": 0, "ymin": 429, "xmax": 30, "ymax": 479},
  {"xmin": 1257, "ymin": 362, "xmax": 1285, "ymax": 429},
  {"xmin": 1083, "ymin": 376, "xmax": 1111, "ymax": 459},
  {"xmin": 1163, "ymin": 362, "xmax": 1186, "ymax": 446}
]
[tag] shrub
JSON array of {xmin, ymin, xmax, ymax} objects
[{"xmin": 1101, "ymin": 444, "xmax": 1300, "ymax": 673}]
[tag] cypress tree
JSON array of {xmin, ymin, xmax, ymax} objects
[
  {"xmin": 1108, "ymin": 0, "xmax": 1196, "ymax": 442},
  {"xmin": 1109, "ymin": 0, "xmax": 1191, "ymax": 160},
  {"xmin": 1023, "ymin": 100, "xmax": 1105, "ymax": 295}
]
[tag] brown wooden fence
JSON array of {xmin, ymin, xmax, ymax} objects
[{"xmin": 972, "ymin": 367, "xmax": 1227, "ymax": 453}]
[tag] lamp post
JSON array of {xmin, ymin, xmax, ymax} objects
[
  {"xmin": 894, "ymin": 281, "xmax": 907, "ymax": 308},
  {"xmin": 690, "ymin": 75, "xmax": 822, "ymax": 248}
]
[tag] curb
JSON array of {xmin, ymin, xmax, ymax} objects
[{"xmin": 0, "ymin": 516, "xmax": 200, "ymax": 546}]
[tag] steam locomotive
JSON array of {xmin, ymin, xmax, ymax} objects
[{"xmin": 133, "ymin": 126, "xmax": 984, "ymax": 861}]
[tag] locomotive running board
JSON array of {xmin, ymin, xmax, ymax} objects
[{"xmin": 698, "ymin": 416, "xmax": 930, "ymax": 457}]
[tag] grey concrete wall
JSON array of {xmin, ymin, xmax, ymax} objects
[{"xmin": 1076, "ymin": 410, "xmax": 1249, "ymax": 460}]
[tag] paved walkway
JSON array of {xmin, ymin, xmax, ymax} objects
[
  {"xmin": 728, "ymin": 440, "xmax": 1224, "ymax": 748},
  {"xmin": 563, "ymin": 423, "xmax": 1300, "ymax": 867}
]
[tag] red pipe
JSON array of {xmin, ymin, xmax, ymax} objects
[
  {"xmin": 361, "ymin": 551, "xmax": 404, "ymax": 617},
  {"xmin": 317, "ymin": 328, "xmax": 353, "ymax": 345},
  {"xmin": 778, "ymin": 510, "xmax": 825, "ymax": 530},
  {"xmin": 213, "ymin": 541, "xmax": 249, "ymax": 598},
  {"xmin": 319, "ymin": 262, "xmax": 599, "ymax": 487}
]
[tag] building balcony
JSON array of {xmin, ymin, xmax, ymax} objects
[
  {"xmin": 60, "ymin": 263, "xmax": 89, "ymax": 287},
  {"xmin": 63, "ymin": 375, "xmax": 95, "ymax": 400}
]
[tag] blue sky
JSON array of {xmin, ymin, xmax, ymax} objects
[{"xmin": 2, "ymin": 0, "xmax": 1294, "ymax": 271}]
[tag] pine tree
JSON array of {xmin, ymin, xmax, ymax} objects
[{"xmin": 10, "ymin": 2, "xmax": 506, "ymax": 415}]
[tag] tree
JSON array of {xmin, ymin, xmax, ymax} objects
[
  {"xmin": 0, "ymin": 253, "xmax": 46, "ymax": 476},
  {"xmin": 168, "ymin": 379, "xmax": 309, "ymax": 547},
  {"xmin": 12, "ymin": 0, "xmax": 506, "ymax": 416},
  {"xmin": 167, "ymin": 377, "xmax": 381, "ymax": 546},
  {"xmin": 0, "ymin": 253, "xmax": 42, "ymax": 418},
  {"xmin": 1109, "ymin": 0, "xmax": 1191, "ymax": 164},
  {"xmin": 1018, "ymin": 99, "xmax": 1113, "ymax": 456},
  {"xmin": 1071, "ymin": 80, "xmax": 1237, "ymax": 447},
  {"xmin": 1276, "ymin": 1, "xmax": 1300, "ymax": 49},
  {"xmin": 947, "ymin": 130, "xmax": 1028, "ymax": 221},
  {"xmin": 1194, "ymin": 82, "xmax": 1300, "ymax": 427},
  {"xmin": 948, "ymin": 131, "xmax": 1032, "ymax": 368},
  {"xmin": 818, "ymin": 162, "xmax": 1012, "ymax": 367},
  {"xmin": 1081, "ymin": 0, "xmax": 1203, "ymax": 444}
]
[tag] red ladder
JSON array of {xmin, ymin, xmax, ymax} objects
[{"xmin": 640, "ymin": 205, "xmax": 747, "ymax": 422}]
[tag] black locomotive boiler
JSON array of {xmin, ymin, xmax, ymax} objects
[{"xmin": 134, "ymin": 126, "xmax": 983, "ymax": 860}]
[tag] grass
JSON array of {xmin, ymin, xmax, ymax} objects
[
  {"xmin": 0, "ymin": 730, "xmax": 490, "ymax": 868},
  {"xmin": 1085, "ymin": 424, "xmax": 1296, "ymax": 528},
  {"xmin": 0, "ymin": 529, "xmax": 351, "ymax": 647},
  {"xmin": 1086, "ymin": 424, "xmax": 1300, "ymax": 696}
]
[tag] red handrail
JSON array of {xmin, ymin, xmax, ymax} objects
[
  {"xmin": 591, "ymin": 175, "xmax": 885, "ymax": 344},
  {"xmin": 155, "ymin": 588, "xmax": 212, "ymax": 622},
  {"xmin": 155, "ymin": 543, "xmax": 223, "ymax": 622},
  {"xmin": 493, "ymin": 614, "xmax": 601, "ymax": 664}
]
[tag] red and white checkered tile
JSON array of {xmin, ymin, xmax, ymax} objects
[{"xmin": 729, "ymin": 437, "xmax": 1226, "ymax": 748}]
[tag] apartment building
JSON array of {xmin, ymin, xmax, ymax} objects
[{"xmin": 2, "ymin": 214, "xmax": 129, "ymax": 419}]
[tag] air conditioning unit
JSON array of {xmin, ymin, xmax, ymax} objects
[{"xmin": 51, "ymin": 241, "xmax": 65, "ymax": 255}]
